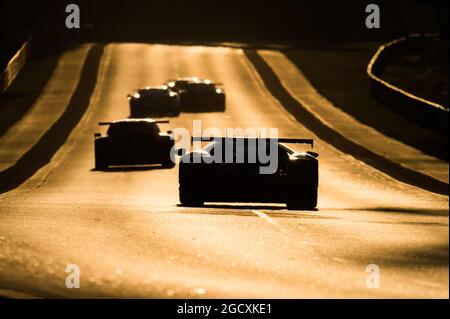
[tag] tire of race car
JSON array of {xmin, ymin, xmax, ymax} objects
[
  {"xmin": 129, "ymin": 102, "xmax": 137, "ymax": 117},
  {"xmin": 179, "ymin": 184, "xmax": 204, "ymax": 207},
  {"xmin": 94, "ymin": 146, "xmax": 108, "ymax": 170},
  {"xmin": 219, "ymin": 96, "xmax": 226, "ymax": 111},
  {"xmin": 162, "ymin": 157, "xmax": 176, "ymax": 168},
  {"xmin": 286, "ymin": 188, "xmax": 317, "ymax": 210}
]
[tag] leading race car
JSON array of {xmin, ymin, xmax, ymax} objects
[
  {"xmin": 165, "ymin": 77, "xmax": 225, "ymax": 112},
  {"xmin": 178, "ymin": 137, "xmax": 319, "ymax": 210},
  {"xmin": 127, "ymin": 85, "xmax": 180, "ymax": 117},
  {"xmin": 94, "ymin": 119, "xmax": 175, "ymax": 170}
]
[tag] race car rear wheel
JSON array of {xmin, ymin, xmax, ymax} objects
[
  {"xmin": 94, "ymin": 147, "xmax": 108, "ymax": 170},
  {"xmin": 217, "ymin": 95, "xmax": 226, "ymax": 111},
  {"xmin": 179, "ymin": 184, "xmax": 204, "ymax": 207},
  {"xmin": 162, "ymin": 158, "xmax": 176, "ymax": 168},
  {"xmin": 286, "ymin": 188, "xmax": 317, "ymax": 210}
]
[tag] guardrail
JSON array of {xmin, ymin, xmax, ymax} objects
[
  {"xmin": 367, "ymin": 34, "xmax": 448, "ymax": 132},
  {"xmin": 0, "ymin": 37, "xmax": 31, "ymax": 95}
]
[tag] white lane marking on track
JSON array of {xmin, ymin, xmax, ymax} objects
[
  {"xmin": 252, "ymin": 210, "xmax": 322, "ymax": 247},
  {"xmin": 332, "ymin": 257, "xmax": 348, "ymax": 264},
  {"xmin": 252, "ymin": 210, "xmax": 277, "ymax": 225},
  {"xmin": 252, "ymin": 210, "xmax": 288, "ymax": 233},
  {"xmin": 252, "ymin": 210, "xmax": 293, "ymax": 246}
]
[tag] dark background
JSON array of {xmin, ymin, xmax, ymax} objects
[{"xmin": 1, "ymin": 0, "xmax": 448, "ymax": 65}]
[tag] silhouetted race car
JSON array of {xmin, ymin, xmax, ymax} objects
[
  {"xmin": 127, "ymin": 85, "xmax": 180, "ymax": 117},
  {"xmin": 178, "ymin": 137, "xmax": 319, "ymax": 210},
  {"xmin": 94, "ymin": 119, "xmax": 175, "ymax": 170},
  {"xmin": 165, "ymin": 77, "xmax": 201, "ymax": 92},
  {"xmin": 165, "ymin": 77, "xmax": 225, "ymax": 112}
]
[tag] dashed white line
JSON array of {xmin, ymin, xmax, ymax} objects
[{"xmin": 252, "ymin": 210, "xmax": 277, "ymax": 225}]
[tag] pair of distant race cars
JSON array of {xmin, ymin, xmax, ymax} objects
[
  {"xmin": 127, "ymin": 77, "xmax": 226, "ymax": 117},
  {"xmin": 95, "ymin": 77, "xmax": 225, "ymax": 169},
  {"xmin": 94, "ymin": 78, "xmax": 319, "ymax": 209}
]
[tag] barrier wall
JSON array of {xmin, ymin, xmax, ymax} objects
[
  {"xmin": 0, "ymin": 37, "xmax": 31, "ymax": 95},
  {"xmin": 367, "ymin": 34, "xmax": 448, "ymax": 132}
]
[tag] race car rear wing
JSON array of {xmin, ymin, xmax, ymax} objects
[{"xmin": 191, "ymin": 137, "xmax": 314, "ymax": 148}]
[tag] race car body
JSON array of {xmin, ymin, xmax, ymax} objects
[
  {"xmin": 94, "ymin": 119, "xmax": 175, "ymax": 170},
  {"xmin": 128, "ymin": 85, "xmax": 180, "ymax": 117},
  {"xmin": 166, "ymin": 77, "xmax": 225, "ymax": 112},
  {"xmin": 178, "ymin": 137, "xmax": 319, "ymax": 209}
]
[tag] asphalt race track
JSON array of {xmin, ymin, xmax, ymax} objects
[{"xmin": 0, "ymin": 43, "xmax": 448, "ymax": 298}]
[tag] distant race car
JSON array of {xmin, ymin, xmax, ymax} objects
[
  {"xmin": 127, "ymin": 85, "xmax": 180, "ymax": 117},
  {"xmin": 165, "ymin": 77, "xmax": 225, "ymax": 112},
  {"xmin": 94, "ymin": 119, "xmax": 175, "ymax": 170},
  {"xmin": 178, "ymin": 137, "xmax": 319, "ymax": 210}
]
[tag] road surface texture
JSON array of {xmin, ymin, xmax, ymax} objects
[{"xmin": 0, "ymin": 44, "xmax": 448, "ymax": 298}]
